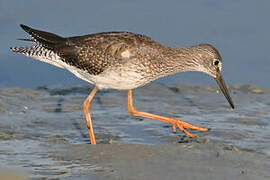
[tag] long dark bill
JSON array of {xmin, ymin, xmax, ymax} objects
[{"xmin": 215, "ymin": 75, "xmax": 235, "ymax": 109}]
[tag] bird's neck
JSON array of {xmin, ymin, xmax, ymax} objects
[{"xmin": 160, "ymin": 46, "xmax": 205, "ymax": 75}]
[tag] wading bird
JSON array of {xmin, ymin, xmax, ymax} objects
[{"xmin": 11, "ymin": 24, "xmax": 234, "ymax": 144}]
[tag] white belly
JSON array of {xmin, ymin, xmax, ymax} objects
[
  {"xmin": 32, "ymin": 54, "xmax": 146, "ymax": 90},
  {"xmin": 93, "ymin": 69, "xmax": 145, "ymax": 90}
]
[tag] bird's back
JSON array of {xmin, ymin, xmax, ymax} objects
[
  {"xmin": 11, "ymin": 25, "xmax": 163, "ymax": 76},
  {"xmin": 64, "ymin": 31, "xmax": 163, "ymax": 74}
]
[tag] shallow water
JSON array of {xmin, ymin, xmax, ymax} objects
[{"xmin": 0, "ymin": 83, "xmax": 269, "ymax": 179}]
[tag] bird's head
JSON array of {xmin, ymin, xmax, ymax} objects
[{"xmin": 193, "ymin": 44, "xmax": 235, "ymax": 109}]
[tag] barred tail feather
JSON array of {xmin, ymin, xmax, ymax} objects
[{"xmin": 10, "ymin": 45, "xmax": 64, "ymax": 69}]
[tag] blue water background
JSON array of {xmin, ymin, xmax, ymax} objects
[{"xmin": 0, "ymin": 0, "xmax": 269, "ymax": 88}]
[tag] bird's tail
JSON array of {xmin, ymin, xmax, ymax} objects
[
  {"xmin": 10, "ymin": 24, "xmax": 65, "ymax": 68},
  {"xmin": 10, "ymin": 44, "xmax": 64, "ymax": 69},
  {"xmin": 19, "ymin": 24, "xmax": 65, "ymax": 50},
  {"xmin": 10, "ymin": 45, "xmax": 46, "ymax": 57}
]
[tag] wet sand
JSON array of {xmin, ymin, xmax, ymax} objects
[
  {"xmin": 0, "ymin": 83, "xmax": 269, "ymax": 179},
  {"xmin": 55, "ymin": 142, "xmax": 270, "ymax": 180}
]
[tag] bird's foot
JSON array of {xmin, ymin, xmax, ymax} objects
[{"xmin": 170, "ymin": 119, "xmax": 208, "ymax": 138}]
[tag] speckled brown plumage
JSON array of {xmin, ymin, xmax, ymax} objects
[
  {"xmin": 17, "ymin": 25, "xmax": 163, "ymax": 76},
  {"xmin": 13, "ymin": 25, "xmax": 217, "ymax": 78}
]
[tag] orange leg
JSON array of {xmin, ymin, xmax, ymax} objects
[
  {"xmin": 127, "ymin": 90, "xmax": 208, "ymax": 137},
  {"xmin": 83, "ymin": 86, "xmax": 99, "ymax": 144}
]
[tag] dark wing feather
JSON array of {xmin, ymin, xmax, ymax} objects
[
  {"xmin": 57, "ymin": 37, "xmax": 121, "ymax": 75},
  {"xmin": 20, "ymin": 24, "xmax": 65, "ymax": 50}
]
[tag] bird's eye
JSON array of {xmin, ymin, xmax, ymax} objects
[{"xmin": 213, "ymin": 59, "xmax": 219, "ymax": 66}]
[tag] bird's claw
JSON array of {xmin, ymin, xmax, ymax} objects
[{"xmin": 170, "ymin": 119, "xmax": 208, "ymax": 137}]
